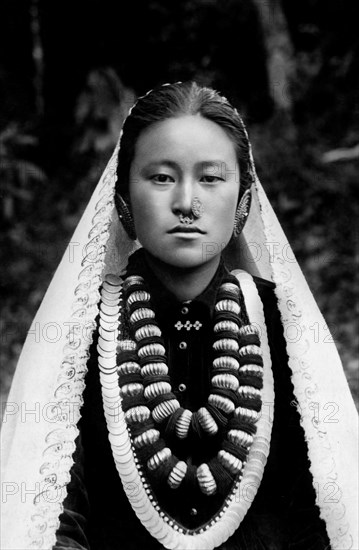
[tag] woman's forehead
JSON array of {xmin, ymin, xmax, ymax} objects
[{"xmin": 132, "ymin": 115, "xmax": 237, "ymax": 166}]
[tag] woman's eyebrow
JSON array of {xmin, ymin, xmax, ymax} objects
[
  {"xmin": 142, "ymin": 160, "xmax": 179, "ymax": 170},
  {"xmin": 142, "ymin": 160, "xmax": 226, "ymax": 169},
  {"xmin": 199, "ymin": 160, "xmax": 226, "ymax": 170}
]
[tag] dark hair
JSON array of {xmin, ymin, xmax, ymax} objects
[{"xmin": 115, "ymin": 81, "xmax": 254, "ymax": 203}]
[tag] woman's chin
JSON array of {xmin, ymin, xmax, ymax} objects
[{"xmin": 145, "ymin": 247, "xmax": 220, "ymax": 271}]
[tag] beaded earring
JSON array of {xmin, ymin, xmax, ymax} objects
[
  {"xmin": 233, "ymin": 189, "xmax": 252, "ymax": 237},
  {"xmin": 114, "ymin": 193, "xmax": 137, "ymax": 240}
]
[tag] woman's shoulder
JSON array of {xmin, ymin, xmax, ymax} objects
[
  {"xmin": 229, "ymin": 268, "xmax": 276, "ymax": 295},
  {"xmin": 252, "ymin": 275, "xmax": 275, "ymax": 290}
]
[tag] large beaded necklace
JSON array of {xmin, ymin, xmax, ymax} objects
[{"xmin": 97, "ymin": 269, "xmax": 274, "ymax": 549}]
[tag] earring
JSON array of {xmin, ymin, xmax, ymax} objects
[
  {"xmin": 233, "ymin": 189, "xmax": 251, "ymax": 237},
  {"xmin": 114, "ymin": 193, "xmax": 137, "ymax": 240}
]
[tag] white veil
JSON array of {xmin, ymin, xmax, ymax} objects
[{"xmin": 1, "ymin": 106, "xmax": 358, "ymax": 550}]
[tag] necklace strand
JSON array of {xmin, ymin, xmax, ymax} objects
[
  {"xmin": 97, "ymin": 270, "xmax": 274, "ymax": 548},
  {"xmin": 99, "ymin": 273, "xmax": 264, "ymax": 498}
]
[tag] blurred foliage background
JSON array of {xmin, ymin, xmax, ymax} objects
[{"xmin": 0, "ymin": 0, "xmax": 358, "ymax": 410}]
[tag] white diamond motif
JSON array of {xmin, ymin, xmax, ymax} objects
[{"xmin": 174, "ymin": 320, "xmax": 203, "ymax": 331}]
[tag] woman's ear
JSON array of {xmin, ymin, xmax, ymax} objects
[{"xmin": 114, "ymin": 192, "xmax": 137, "ymax": 240}]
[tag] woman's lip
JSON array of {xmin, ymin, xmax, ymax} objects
[{"xmin": 168, "ymin": 226, "xmax": 205, "ymax": 234}]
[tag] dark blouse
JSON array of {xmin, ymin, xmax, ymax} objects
[{"xmin": 55, "ymin": 249, "xmax": 330, "ymax": 550}]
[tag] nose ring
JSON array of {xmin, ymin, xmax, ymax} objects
[
  {"xmin": 178, "ymin": 197, "xmax": 204, "ymax": 225},
  {"xmin": 191, "ymin": 197, "xmax": 204, "ymax": 219},
  {"xmin": 179, "ymin": 214, "xmax": 193, "ymax": 225}
]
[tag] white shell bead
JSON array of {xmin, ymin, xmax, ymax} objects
[
  {"xmin": 133, "ymin": 428, "xmax": 160, "ymax": 449},
  {"xmin": 130, "ymin": 308, "xmax": 155, "ymax": 323},
  {"xmin": 215, "ymin": 299, "xmax": 240, "ymax": 315},
  {"xmin": 122, "ymin": 275, "xmax": 144, "ymax": 289},
  {"xmin": 213, "ymin": 356, "xmax": 240, "ymax": 371},
  {"xmin": 197, "ymin": 463, "xmax": 217, "ymax": 495},
  {"xmin": 125, "ymin": 405, "xmax": 150, "ymax": 424},
  {"xmin": 239, "ymin": 324, "xmax": 260, "ymax": 336},
  {"xmin": 167, "ymin": 460, "xmax": 187, "ymax": 489},
  {"xmin": 141, "ymin": 362, "xmax": 168, "ymax": 376},
  {"xmin": 227, "ymin": 429, "xmax": 254, "ymax": 447},
  {"xmin": 213, "ymin": 338, "xmax": 239, "ymax": 352},
  {"xmin": 220, "ymin": 282, "xmax": 239, "ymax": 296},
  {"xmin": 144, "ymin": 381, "xmax": 171, "ymax": 399},
  {"xmin": 214, "ymin": 321, "xmax": 239, "ymax": 333},
  {"xmin": 138, "ymin": 343, "xmax": 166, "ymax": 358},
  {"xmin": 135, "ymin": 324, "xmax": 161, "ymax": 341},
  {"xmin": 239, "ymin": 364, "xmax": 263, "ymax": 377},
  {"xmin": 218, "ymin": 450, "xmax": 242, "ymax": 474},
  {"xmin": 152, "ymin": 399, "xmax": 180, "ymax": 423},
  {"xmin": 117, "ymin": 339, "xmax": 137, "ymax": 352},
  {"xmin": 235, "ymin": 407, "xmax": 261, "ymax": 423},
  {"xmin": 197, "ymin": 407, "xmax": 218, "ymax": 435},
  {"xmin": 212, "ymin": 374, "xmax": 239, "ymax": 391},
  {"xmin": 238, "ymin": 386, "xmax": 261, "ymax": 398},
  {"xmin": 127, "ymin": 290, "xmax": 151, "ymax": 305},
  {"xmin": 239, "ymin": 344, "xmax": 262, "ymax": 356},
  {"xmin": 208, "ymin": 394, "xmax": 235, "ymax": 414},
  {"xmin": 120, "ymin": 383, "xmax": 143, "ymax": 397},
  {"xmin": 117, "ymin": 361, "xmax": 141, "ymax": 375},
  {"xmin": 147, "ymin": 447, "xmax": 171, "ymax": 471},
  {"xmin": 175, "ymin": 409, "xmax": 192, "ymax": 439}
]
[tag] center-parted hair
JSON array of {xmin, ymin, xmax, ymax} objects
[{"xmin": 115, "ymin": 81, "xmax": 255, "ymax": 205}]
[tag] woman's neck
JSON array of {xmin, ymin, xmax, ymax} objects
[{"xmin": 144, "ymin": 251, "xmax": 221, "ymax": 302}]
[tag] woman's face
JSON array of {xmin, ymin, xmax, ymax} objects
[{"xmin": 129, "ymin": 115, "xmax": 240, "ymax": 269}]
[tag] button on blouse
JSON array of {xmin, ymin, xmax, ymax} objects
[{"xmin": 167, "ymin": 299, "xmax": 213, "ymax": 411}]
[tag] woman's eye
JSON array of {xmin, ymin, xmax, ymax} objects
[
  {"xmin": 200, "ymin": 175, "xmax": 224, "ymax": 183},
  {"xmin": 151, "ymin": 174, "xmax": 174, "ymax": 184}
]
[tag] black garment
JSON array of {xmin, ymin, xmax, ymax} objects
[{"xmin": 55, "ymin": 249, "xmax": 330, "ymax": 549}]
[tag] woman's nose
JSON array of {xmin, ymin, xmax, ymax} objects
[{"xmin": 172, "ymin": 180, "xmax": 194, "ymax": 214}]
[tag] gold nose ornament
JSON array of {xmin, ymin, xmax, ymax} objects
[
  {"xmin": 179, "ymin": 197, "xmax": 204, "ymax": 225},
  {"xmin": 191, "ymin": 197, "xmax": 204, "ymax": 219}
]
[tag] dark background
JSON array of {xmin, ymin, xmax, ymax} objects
[{"xmin": 0, "ymin": 0, "xmax": 358, "ymax": 409}]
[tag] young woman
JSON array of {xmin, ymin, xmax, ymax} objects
[{"xmin": 1, "ymin": 83, "xmax": 357, "ymax": 550}]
